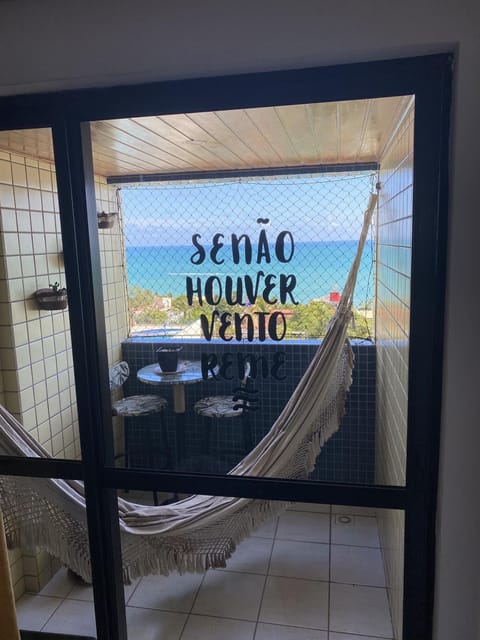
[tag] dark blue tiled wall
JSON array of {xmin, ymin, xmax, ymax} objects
[{"xmin": 121, "ymin": 338, "xmax": 376, "ymax": 483}]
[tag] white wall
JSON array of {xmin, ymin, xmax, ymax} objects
[{"xmin": 1, "ymin": 2, "xmax": 479, "ymax": 638}]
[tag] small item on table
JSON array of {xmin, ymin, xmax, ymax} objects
[{"xmin": 156, "ymin": 345, "xmax": 183, "ymax": 372}]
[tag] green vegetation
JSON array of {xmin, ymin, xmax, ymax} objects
[
  {"xmin": 128, "ymin": 285, "xmax": 373, "ymax": 339},
  {"xmin": 128, "ymin": 286, "xmax": 158, "ymax": 308},
  {"xmin": 288, "ymin": 300, "xmax": 334, "ymax": 338},
  {"xmin": 128, "ymin": 286, "xmax": 171, "ymax": 326},
  {"xmin": 287, "ymin": 300, "xmax": 372, "ymax": 339},
  {"xmin": 135, "ymin": 308, "xmax": 169, "ymax": 324}
]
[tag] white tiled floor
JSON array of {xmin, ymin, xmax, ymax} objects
[{"xmin": 15, "ymin": 505, "xmax": 394, "ymax": 639}]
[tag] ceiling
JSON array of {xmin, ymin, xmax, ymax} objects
[{"xmin": 0, "ymin": 96, "xmax": 411, "ymax": 179}]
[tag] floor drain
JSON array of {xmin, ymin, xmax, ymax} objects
[{"xmin": 336, "ymin": 514, "xmax": 353, "ymax": 525}]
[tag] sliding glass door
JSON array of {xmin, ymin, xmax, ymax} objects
[{"xmin": 0, "ymin": 53, "xmax": 451, "ymax": 640}]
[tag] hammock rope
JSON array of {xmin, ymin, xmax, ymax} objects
[{"xmin": 0, "ymin": 193, "xmax": 377, "ymax": 583}]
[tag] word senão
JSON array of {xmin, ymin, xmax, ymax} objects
[{"xmin": 186, "ymin": 225, "xmax": 299, "ymax": 342}]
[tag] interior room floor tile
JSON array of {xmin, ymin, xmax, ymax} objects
[
  {"xmin": 329, "ymin": 633, "xmax": 390, "ymax": 640},
  {"xmin": 330, "ymin": 544, "xmax": 386, "ymax": 587},
  {"xmin": 38, "ymin": 567, "xmax": 75, "ymax": 598},
  {"xmin": 252, "ymin": 517, "xmax": 278, "ymax": 538},
  {"xmin": 126, "ymin": 606, "xmax": 187, "ymax": 640},
  {"xmin": 288, "ymin": 502, "xmax": 331, "ymax": 513},
  {"xmin": 255, "ymin": 622, "xmax": 328, "ymax": 639},
  {"xmin": 124, "ymin": 577, "xmax": 141, "ymax": 602},
  {"xmin": 259, "ymin": 575, "xmax": 329, "ymax": 629},
  {"xmin": 128, "ymin": 571, "xmax": 205, "ymax": 612},
  {"xmin": 217, "ymin": 535, "xmax": 273, "ymax": 574},
  {"xmin": 180, "ymin": 614, "xmax": 256, "ymax": 640},
  {"xmin": 329, "ymin": 582, "xmax": 393, "ymax": 638},
  {"xmin": 331, "ymin": 515, "xmax": 380, "ymax": 547},
  {"xmin": 64, "ymin": 574, "xmax": 140, "ymax": 604},
  {"xmin": 269, "ymin": 539, "xmax": 330, "ymax": 581},
  {"xmin": 276, "ymin": 511, "xmax": 330, "ymax": 543},
  {"xmin": 332, "ymin": 505, "xmax": 377, "ymax": 517},
  {"xmin": 192, "ymin": 570, "xmax": 265, "ymax": 621},
  {"xmin": 41, "ymin": 599, "xmax": 96, "ymax": 637},
  {"xmin": 66, "ymin": 580, "xmax": 94, "ymax": 602},
  {"xmin": 15, "ymin": 594, "xmax": 63, "ymax": 631}
]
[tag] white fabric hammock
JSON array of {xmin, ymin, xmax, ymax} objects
[{"xmin": 0, "ymin": 194, "xmax": 377, "ymax": 583}]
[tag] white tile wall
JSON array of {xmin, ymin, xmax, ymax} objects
[
  {"xmin": 95, "ymin": 176, "xmax": 129, "ymax": 457},
  {"xmin": 375, "ymin": 99, "xmax": 414, "ymax": 639}
]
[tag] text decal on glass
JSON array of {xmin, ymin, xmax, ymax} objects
[{"xmin": 186, "ymin": 221, "xmax": 299, "ymax": 342}]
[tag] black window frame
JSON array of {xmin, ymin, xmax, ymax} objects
[{"xmin": 0, "ymin": 52, "xmax": 452, "ymax": 640}]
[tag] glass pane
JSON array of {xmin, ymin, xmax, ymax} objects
[
  {"xmin": 0, "ymin": 129, "xmax": 81, "ymax": 461},
  {"xmin": 5, "ymin": 478, "xmax": 404, "ymax": 640},
  {"xmin": 92, "ymin": 96, "xmax": 413, "ymax": 487},
  {"xmin": 114, "ymin": 492, "xmax": 404, "ymax": 640},
  {"xmin": 0, "ymin": 472, "xmax": 96, "ymax": 637}
]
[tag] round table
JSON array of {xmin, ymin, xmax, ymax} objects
[{"xmin": 137, "ymin": 361, "xmax": 208, "ymax": 413}]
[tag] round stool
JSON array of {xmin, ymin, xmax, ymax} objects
[
  {"xmin": 194, "ymin": 395, "xmax": 253, "ymax": 455},
  {"xmin": 110, "ymin": 361, "xmax": 168, "ymax": 505}
]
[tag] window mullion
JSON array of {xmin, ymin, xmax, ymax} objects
[{"xmin": 52, "ymin": 119, "xmax": 127, "ymax": 640}]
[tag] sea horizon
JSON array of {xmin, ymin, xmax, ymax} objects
[{"xmin": 125, "ymin": 240, "xmax": 374, "ymax": 307}]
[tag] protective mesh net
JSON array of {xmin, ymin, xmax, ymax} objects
[{"xmin": 118, "ymin": 171, "xmax": 376, "ymax": 339}]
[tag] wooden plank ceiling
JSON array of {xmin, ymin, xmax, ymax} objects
[{"xmin": 0, "ymin": 96, "xmax": 411, "ymax": 179}]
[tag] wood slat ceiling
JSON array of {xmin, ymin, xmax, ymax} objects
[{"xmin": 0, "ymin": 96, "xmax": 411, "ymax": 179}]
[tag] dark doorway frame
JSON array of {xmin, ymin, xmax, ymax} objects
[{"xmin": 0, "ymin": 53, "xmax": 452, "ymax": 640}]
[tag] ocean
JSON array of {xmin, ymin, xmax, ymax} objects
[{"xmin": 125, "ymin": 240, "xmax": 374, "ymax": 307}]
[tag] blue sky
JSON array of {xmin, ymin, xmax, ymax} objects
[{"xmin": 120, "ymin": 173, "xmax": 374, "ymax": 247}]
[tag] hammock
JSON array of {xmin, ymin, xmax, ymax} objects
[{"xmin": 0, "ymin": 194, "xmax": 377, "ymax": 584}]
